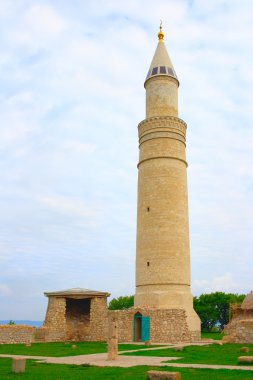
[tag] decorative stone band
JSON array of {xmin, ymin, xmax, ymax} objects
[
  {"xmin": 138, "ymin": 116, "xmax": 187, "ymax": 140},
  {"xmin": 139, "ymin": 131, "xmax": 186, "ymax": 147},
  {"xmin": 137, "ymin": 155, "xmax": 188, "ymax": 168}
]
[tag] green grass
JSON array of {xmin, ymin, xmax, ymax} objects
[
  {"xmin": 1, "ymin": 359, "xmax": 253, "ymax": 380},
  {"xmin": 123, "ymin": 343, "xmax": 253, "ymax": 366},
  {"xmin": 0, "ymin": 342, "xmax": 159, "ymax": 357},
  {"xmin": 201, "ymin": 332, "xmax": 223, "ymax": 340}
]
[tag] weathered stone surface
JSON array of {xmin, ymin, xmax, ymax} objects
[
  {"xmin": 0, "ymin": 325, "xmax": 35, "ymax": 344},
  {"xmin": 212, "ymin": 340, "xmax": 223, "ymax": 345},
  {"xmin": 240, "ymin": 347, "xmax": 250, "ymax": 353},
  {"xmin": 238, "ymin": 356, "xmax": 253, "ymax": 363},
  {"xmin": 224, "ymin": 291, "xmax": 253, "ymax": 343},
  {"xmin": 108, "ymin": 314, "xmax": 118, "ymax": 339},
  {"xmin": 107, "ymin": 315, "xmax": 118, "ymax": 360},
  {"xmin": 35, "ymin": 291, "xmax": 109, "ymax": 343},
  {"xmin": 224, "ymin": 313, "xmax": 253, "ymax": 343},
  {"xmin": 147, "ymin": 370, "xmax": 181, "ymax": 380},
  {"xmin": 107, "ymin": 338, "xmax": 118, "ymax": 360},
  {"xmin": 173, "ymin": 346, "xmax": 183, "ymax": 351},
  {"xmin": 241, "ymin": 291, "xmax": 253, "ymax": 310},
  {"xmin": 111, "ymin": 307, "xmax": 198, "ymax": 343},
  {"xmin": 12, "ymin": 358, "xmax": 26, "ymax": 373}
]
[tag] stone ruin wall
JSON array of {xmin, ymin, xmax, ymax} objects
[
  {"xmin": 223, "ymin": 309, "xmax": 253, "ymax": 343},
  {"xmin": 111, "ymin": 307, "xmax": 199, "ymax": 343},
  {"xmin": 0, "ymin": 325, "xmax": 35, "ymax": 344},
  {"xmin": 36, "ymin": 296, "xmax": 66, "ymax": 342},
  {"xmin": 37, "ymin": 296, "xmax": 108, "ymax": 342},
  {"xmin": 0, "ymin": 304, "xmax": 201, "ymax": 344},
  {"xmin": 0, "ymin": 296, "xmax": 108, "ymax": 344}
]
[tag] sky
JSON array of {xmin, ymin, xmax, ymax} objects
[{"xmin": 0, "ymin": 0, "xmax": 253, "ymax": 320}]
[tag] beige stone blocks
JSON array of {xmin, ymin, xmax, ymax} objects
[
  {"xmin": 111, "ymin": 307, "xmax": 200, "ymax": 343},
  {"xmin": 12, "ymin": 357, "xmax": 26, "ymax": 373},
  {"xmin": 147, "ymin": 370, "xmax": 181, "ymax": 379},
  {"xmin": 107, "ymin": 314, "xmax": 118, "ymax": 360},
  {"xmin": 238, "ymin": 356, "xmax": 253, "ymax": 364},
  {"xmin": 38, "ymin": 295, "xmax": 108, "ymax": 343},
  {"xmin": 0, "ymin": 325, "xmax": 35, "ymax": 344}
]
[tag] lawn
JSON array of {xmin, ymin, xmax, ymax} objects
[
  {"xmin": 124, "ymin": 343, "xmax": 253, "ymax": 366},
  {"xmin": 0, "ymin": 342, "xmax": 155, "ymax": 357},
  {"xmin": 1, "ymin": 359, "xmax": 253, "ymax": 380},
  {"xmin": 201, "ymin": 332, "xmax": 223, "ymax": 340}
]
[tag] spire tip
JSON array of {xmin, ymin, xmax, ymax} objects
[{"xmin": 158, "ymin": 21, "xmax": 164, "ymax": 41}]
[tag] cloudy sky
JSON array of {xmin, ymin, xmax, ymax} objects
[{"xmin": 0, "ymin": 0, "xmax": 253, "ymax": 320}]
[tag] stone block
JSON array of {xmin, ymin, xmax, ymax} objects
[
  {"xmin": 212, "ymin": 340, "xmax": 223, "ymax": 345},
  {"xmin": 12, "ymin": 357, "xmax": 26, "ymax": 373},
  {"xmin": 147, "ymin": 370, "xmax": 181, "ymax": 380},
  {"xmin": 145, "ymin": 340, "xmax": 150, "ymax": 347},
  {"xmin": 107, "ymin": 337, "xmax": 118, "ymax": 360},
  {"xmin": 240, "ymin": 347, "xmax": 250, "ymax": 353},
  {"xmin": 173, "ymin": 346, "xmax": 183, "ymax": 351},
  {"xmin": 238, "ymin": 356, "xmax": 253, "ymax": 363}
]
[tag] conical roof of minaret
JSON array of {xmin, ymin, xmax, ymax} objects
[{"xmin": 145, "ymin": 23, "xmax": 178, "ymax": 86}]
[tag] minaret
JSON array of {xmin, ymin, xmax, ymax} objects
[{"xmin": 134, "ymin": 24, "xmax": 200, "ymax": 337}]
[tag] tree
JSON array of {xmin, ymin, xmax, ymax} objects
[
  {"xmin": 8, "ymin": 320, "xmax": 15, "ymax": 325},
  {"xmin": 108, "ymin": 295, "xmax": 134, "ymax": 310},
  {"xmin": 194, "ymin": 292, "xmax": 245, "ymax": 331}
]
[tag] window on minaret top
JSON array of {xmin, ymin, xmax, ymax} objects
[
  {"xmin": 167, "ymin": 67, "xmax": 174, "ymax": 76},
  {"xmin": 151, "ymin": 67, "xmax": 158, "ymax": 75}
]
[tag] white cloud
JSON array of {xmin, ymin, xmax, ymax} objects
[
  {"xmin": 193, "ymin": 273, "xmax": 239, "ymax": 294},
  {"xmin": 39, "ymin": 195, "xmax": 100, "ymax": 219}
]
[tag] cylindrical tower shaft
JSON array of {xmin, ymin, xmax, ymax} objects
[{"xmin": 134, "ymin": 27, "xmax": 200, "ymax": 333}]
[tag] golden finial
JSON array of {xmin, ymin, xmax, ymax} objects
[{"xmin": 158, "ymin": 20, "xmax": 164, "ymax": 41}]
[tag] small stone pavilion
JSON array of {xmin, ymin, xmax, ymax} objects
[
  {"xmin": 36, "ymin": 288, "xmax": 110, "ymax": 342},
  {"xmin": 223, "ymin": 291, "xmax": 253, "ymax": 343}
]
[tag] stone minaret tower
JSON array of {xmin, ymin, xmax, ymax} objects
[{"xmin": 134, "ymin": 25, "xmax": 200, "ymax": 337}]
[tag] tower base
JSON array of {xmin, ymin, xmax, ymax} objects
[{"xmin": 110, "ymin": 307, "xmax": 200, "ymax": 343}]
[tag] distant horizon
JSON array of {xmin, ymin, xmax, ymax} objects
[{"xmin": 0, "ymin": 320, "xmax": 43, "ymax": 327}]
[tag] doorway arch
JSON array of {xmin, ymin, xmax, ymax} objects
[{"xmin": 134, "ymin": 312, "xmax": 142, "ymax": 342}]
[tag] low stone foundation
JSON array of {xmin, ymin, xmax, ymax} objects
[
  {"xmin": 0, "ymin": 325, "xmax": 35, "ymax": 344},
  {"xmin": 111, "ymin": 307, "xmax": 200, "ymax": 343}
]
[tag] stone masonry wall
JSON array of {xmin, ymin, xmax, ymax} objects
[
  {"xmin": 37, "ymin": 296, "xmax": 66, "ymax": 342},
  {"xmin": 88, "ymin": 297, "xmax": 108, "ymax": 341},
  {"xmin": 36, "ymin": 296, "xmax": 108, "ymax": 342},
  {"xmin": 0, "ymin": 325, "xmax": 35, "ymax": 344},
  {"xmin": 224, "ymin": 310, "xmax": 253, "ymax": 343},
  {"xmin": 111, "ymin": 307, "xmax": 196, "ymax": 343}
]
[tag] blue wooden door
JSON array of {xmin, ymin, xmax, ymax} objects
[{"xmin": 141, "ymin": 316, "xmax": 150, "ymax": 341}]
